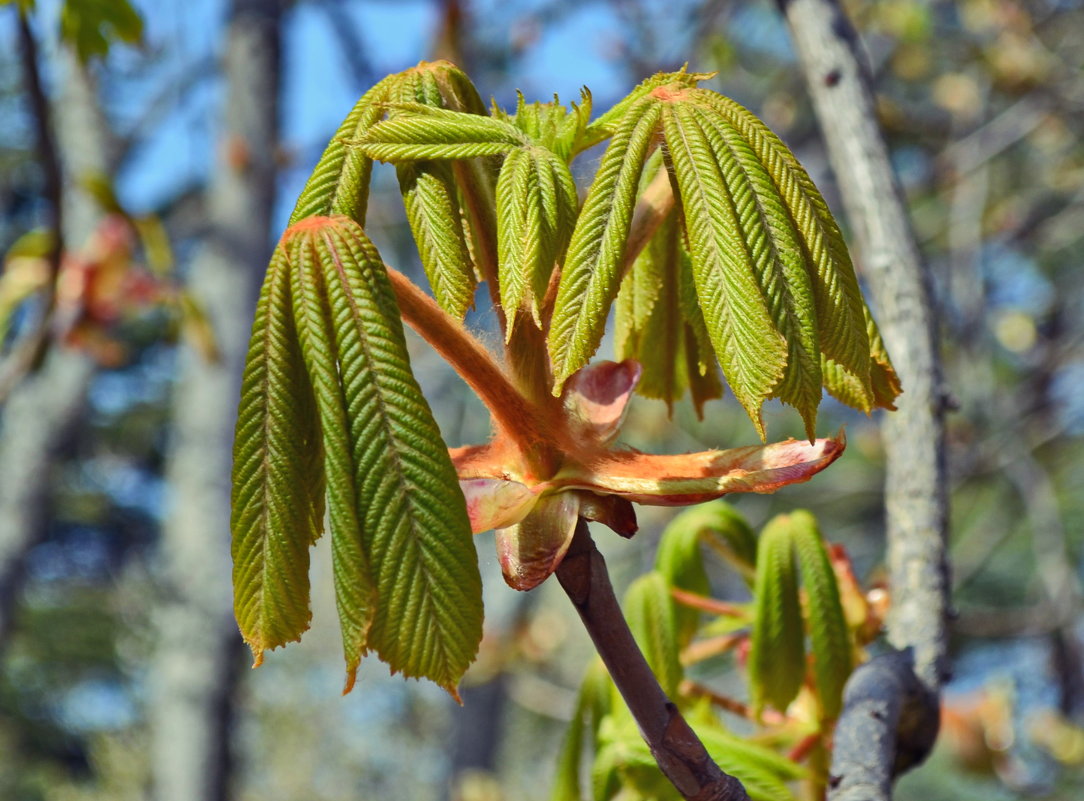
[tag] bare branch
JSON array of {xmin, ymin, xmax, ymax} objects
[
  {"xmin": 556, "ymin": 521, "xmax": 750, "ymax": 801},
  {"xmin": 827, "ymin": 650, "xmax": 939, "ymax": 801}
]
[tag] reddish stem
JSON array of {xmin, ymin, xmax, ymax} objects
[{"xmin": 386, "ymin": 267, "xmax": 560, "ymax": 472}]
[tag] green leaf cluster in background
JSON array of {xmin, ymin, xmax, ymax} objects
[
  {"xmin": 552, "ymin": 503, "xmax": 856, "ymax": 800},
  {"xmin": 749, "ymin": 511, "xmax": 851, "ymax": 720}
]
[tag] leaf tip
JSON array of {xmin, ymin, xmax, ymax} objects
[
  {"xmin": 342, "ymin": 667, "xmax": 359, "ymax": 696},
  {"xmin": 444, "ymin": 683, "xmax": 465, "ymax": 706}
]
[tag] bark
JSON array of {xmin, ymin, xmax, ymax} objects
[
  {"xmin": 556, "ymin": 522, "xmax": 750, "ymax": 801},
  {"xmin": 778, "ymin": 0, "xmax": 950, "ymax": 795},
  {"xmin": 0, "ymin": 40, "xmax": 108, "ymax": 650},
  {"xmin": 147, "ymin": 3, "xmax": 282, "ymax": 800}
]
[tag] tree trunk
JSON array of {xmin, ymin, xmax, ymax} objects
[{"xmin": 147, "ymin": 2, "xmax": 282, "ymax": 800}]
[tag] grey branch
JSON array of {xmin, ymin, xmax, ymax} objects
[{"xmin": 828, "ymin": 650, "xmax": 939, "ymax": 801}]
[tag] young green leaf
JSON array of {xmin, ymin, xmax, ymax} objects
[
  {"xmin": 624, "ymin": 572, "xmax": 684, "ymax": 697},
  {"xmin": 691, "ymin": 104, "xmax": 822, "ymax": 439},
  {"xmin": 283, "ymin": 216, "xmax": 483, "ymax": 695},
  {"xmin": 654, "ymin": 508, "xmax": 712, "ymax": 645},
  {"xmin": 231, "ymin": 249, "xmax": 324, "ymax": 666},
  {"xmin": 290, "ymin": 61, "xmax": 490, "ymax": 226},
  {"xmin": 289, "ymin": 74, "xmax": 393, "ymax": 225},
  {"xmin": 359, "ymin": 106, "xmax": 526, "ymax": 162},
  {"xmin": 397, "ymin": 161, "xmax": 477, "ymax": 318},
  {"xmin": 695, "ymin": 90, "xmax": 876, "ymax": 405},
  {"xmin": 662, "ymin": 100, "xmax": 788, "ymax": 438},
  {"xmin": 583, "ymin": 67, "xmax": 712, "ymax": 146},
  {"xmin": 496, "ymin": 146, "xmax": 578, "ymax": 333},
  {"xmin": 749, "ymin": 513, "xmax": 805, "ymax": 715},
  {"xmin": 287, "ymin": 231, "xmax": 375, "ymax": 685},
  {"xmin": 698, "ymin": 728, "xmax": 803, "ymax": 801},
  {"xmin": 790, "ymin": 510, "xmax": 852, "ymax": 720},
  {"xmin": 551, "ymin": 659, "xmax": 612, "ymax": 801},
  {"xmin": 549, "ymin": 97, "xmax": 662, "ymax": 392}
]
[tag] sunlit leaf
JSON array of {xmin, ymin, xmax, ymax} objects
[
  {"xmin": 496, "ymin": 146, "xmax": 578, "ymax": 332},
  {"xmin": 231, "ymin": 248, "xmax": 323, "ymax": 666},
  {"xmin": 662, "ymin": 99, "xmax": 788, "ymax": 438},
  {"xmin": 282, "ymin": 216, "xmax": 483, "ymax": 695},
  {"xmin": 549, "ymin": 97, "xmax": 662, "ymax": 392},
  {"xmin": 359, "ymin": 104, "xmax": 526, "ymax": 161},
  {"xmin": 397, "ymin": 161, "xmax": 477, "ymax": 318}
]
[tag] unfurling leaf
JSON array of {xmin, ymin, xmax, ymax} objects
[
  {"xmin": 291, "ymin": 60, "xmax": 488, "ymax": 226},
  {"xmin": 790, "ymin": 510, "xmax": 852, "ymax": 720},
  {"xmin": 662, "ymin": 99, "xmax": 788, "ymax": 438},
  {"xmin": 359, "ymin": 104, "xmax": 525, "ymax": 161},
  {"xmin": 231, "ymin": 248, "xmax": 324, "ymax": 666},
  {"xmin": 749, "ymin": 513, "xmax": 805, "ymax": 715},
  {"xmin": 234, "ymin": 214, "xmax": 483, "ymax": 696},
  {"xmin": 548, "ymin": 97, "xmax": 662, "ymax": 392},
  {"xmin": 496, "ymin": 146, "xmax": 578, "ymax": 333},
  {"xmin": 397, "ymin": 161, "xmax": 477, "ymax": 318}
]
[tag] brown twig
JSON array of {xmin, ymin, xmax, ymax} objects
[
  {"xmin": 679, "ymin": 679, "xmax": 786, "ymax": 726},
  {"xmin": 670, "ymin": 587, "xmax": 749, "ymax": 619},
  {"xmin": 556, "ymin": 521, "xmax": 750, "ymax": 801}
]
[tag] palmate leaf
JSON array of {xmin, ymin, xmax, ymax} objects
[
  {"xmin": 231, "ymin": 248, "xmax": 324, "ymax": 664},
  {"xmin": 548, "ymin": 97, "xmax": 662, "ymax": 392},
  {"xmin": 387, "ymin": 74, "xmax": 484, "ymax": 319},
  {"xmin": 789, "ymin": 511, "xmax": 852, "ymax": 720},
  {"xmin": 695, "ymin": 91, "xmax": 872, "ymax": 393},
  {"xmin": 496, "ymin": 145, "xmax": 578, "ymax": 334},
  {"xmin": 583, "ymin": 67, "xmax": 712, "ymax": 146},
  {"xmin": 289, "ymin": 74, "xmax": 393, "ymax": 225},
  {"xmin": 690, "ymin": 104, "xmax": 822, "ymax": 439},
  {"xmin": 749, "ymin": 513, "xmax": 805, "ymax": 715},
  {"xmin": 397, "ymin": 160, "xmax": 477, "ymax": 318},
  {"xmin": 247, "ymin": 215, "xmax": 482, "ymax": 695},
  {"xmin": 662, "ymin": 100, "xmax": 789, "ymax": 438},
  {"xmin": 287, "ymin": 227, "xmax": 375, "ymax": 681}
]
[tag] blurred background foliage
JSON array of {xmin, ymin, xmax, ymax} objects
[{"xmin": 0, "ymin": 0, "xmax": 1082, "ymax": 799}]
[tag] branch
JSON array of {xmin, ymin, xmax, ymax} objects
[
  {"xmin": 827, "ymin": 650, "xmax": 939, "ymax": 801},
  {"xmin": 555, "ymin": 521, "xmax": 750, "ymax": 801}
]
